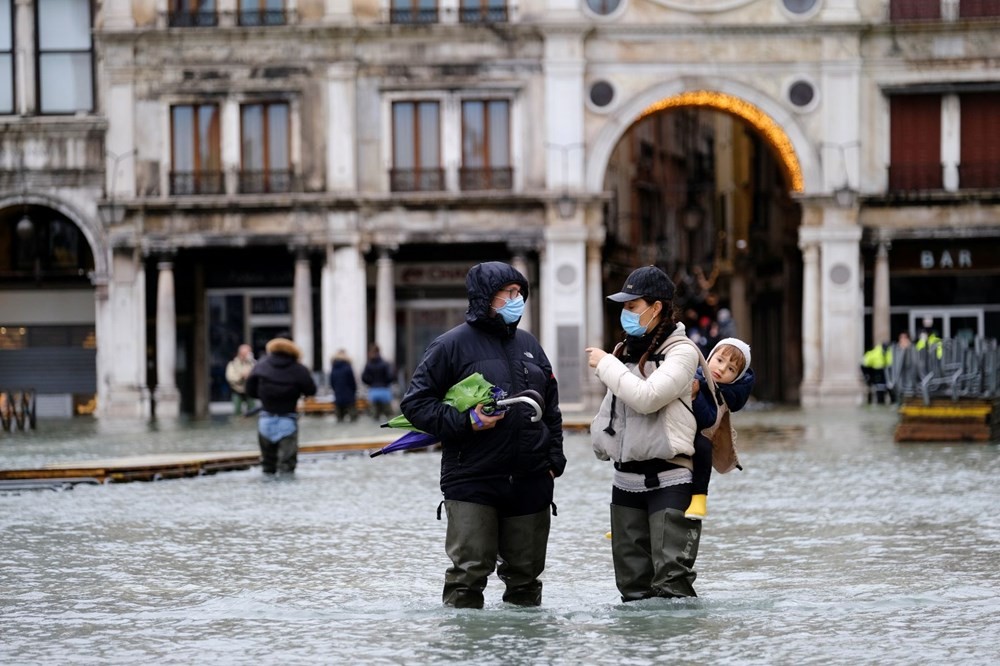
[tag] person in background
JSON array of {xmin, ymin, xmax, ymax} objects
[
  {"xmin": 225, "ymin": 344, "xmax": 256, "ymax": 416},
  {"xmin": 245, "ymin": 338, "xmax": 317, "ymax": 476},
  {"xmin": 586, "ymin": 265, "xmax": 703, "ymax": 602},
  {"xmin": 329, "ymin": 349, "xmax": 358, "ymax": 423},
  {"xmin": 362, "ymin": 344, "xmax": 395, "ymax": 421},
  {"xmin": 400, "ymin": 261, "xmax": 565, "ymax": 609},
  {"xmin": 861, "ymin": 341, "xmax": 891, "ymax": 405}
]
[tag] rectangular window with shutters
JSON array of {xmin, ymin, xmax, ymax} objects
[
  {"xmin": 391, "ymin": 100, "xmax": 443, "ymax": 192},
  {"xmin": 238, "ymin": 0, "xmax": 286, "ymax": 26},
  {"xmin": 959, "ymin": 92, "xmax": 1000, "ymax": 189},
  {"xmin": 240, "ymin": 101, "xmax": 292, "ymax": 194},
  {"xmin": 36, "ymin": 0, "xmax": 93, "ymax": 114},
  {"xmin": 0, "ymin": 0, "xmax": 12, "ymax": 114},
  {"xmin": 390, "ymin": 0, "xmax": 438, "ymax": 24},
  {"xmin": 888, "ymin": 95, "xmax": 942, "ymax": 192},
  {"xmin": 169, "ymin": 0, "xmax": 218, "ymax": 27},
  {"xmin": 889, "ymin": 0, "xmax": 941, "ymax": 21},
  {"xmin": 170, "ymin": 104, "xmax": 224, "ymax": 195},
  {"xmin": 959, "ymin": 0, "xmax": 1000, "ymax": 18},
  {"xmin": 460, "ymin": 99, "xmax": 512, "ymax": 191}
]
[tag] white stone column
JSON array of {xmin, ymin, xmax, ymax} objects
[
  {"xmin": 14, "ymin": 0, "xmax": 37, "ymax": 114},
  {"xmin": 101, "ymin": 250, "xmax": 149, "ymax": 418},
  {"xmin": 801, "ymin": 208, "xmax": 864, "ymax": 405},
  {"xmin": 798, "ymin": 235, "xmax": 822, "ymax": 405},
  {"xmin": 375, "ymin": 248, "xmax": 397, "ymax": 365},
  {"xmin": 331, "ymin": 244, "xmax": 368, "ymax": 375},
  {"xmin": 873, "ymin": 241, "xmax": 891, "ymax": 346},
  {"xmin": 585, "ymin": 238, "xmax": 603, "ymax": 347},
  {"xmin": 941, "ymin": 94, "xmax": 960, "ymax": 192},
  {"xmin": 544, "ymin": 32, "xmax": 586, "ymax": 193},
  {"xmin": 540, "ymin": 220, "xmax": 588, "ymax": 410},
  {"xmin": 326, "ymin": 63, "xmax": 357, "ymax": 191},
  {"xmin": 320, "ymin": 243, "xmax": 336, "ymax": 377},
  {"xmin": 221, "ymin": 99, "xmax": 240, "ymax": 195},
  {"xmin": 511, "ymin": 251, "xmax": 533, "ymax": 334},
  {"xmin": 155, "ymin": 260, "xmax": 179, "ymax": 416},
  {"xmin": 292, "ymin": 252, "xmax": 314, "ymax": 371},
  {"xmin": 102, "ymin": 0, "xmax": 135, "ymax": 29}
]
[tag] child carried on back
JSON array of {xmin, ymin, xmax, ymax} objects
[{"xmin": 686, "ymin": 337, "xmax": 755, "ymax": 520}]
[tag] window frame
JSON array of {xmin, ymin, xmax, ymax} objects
[
  {"xmin": 0, "ymin": 0, "xmax": 13, "ymax": 115},
  {"xmin": 35, "ymin": 0, "xmax": 95, "ymax": 115},
  {"xmin": 459, "ymin": 98, "xmax": 513, "ymax": 191},
  {"xmin": 169, "ymin": 102, "xmax": 224, "ymax": 196},
  {"xmin": 239, "ymin": 100, "xmax": 293, "ymax": 194},
  {"xmin": 390, "ymin": 99, "xmax": 444, "ymax": 192},
  {"xmin": 168, "ymin": 0, "xmax": 220, "ymax": 28},
  {"xmin": 237, "ymin": 0, "xmax": 287, "ymax": 27}
]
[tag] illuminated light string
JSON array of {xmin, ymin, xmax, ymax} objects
[{"xmin": 638, "ymin": 90, "xmax": 804, "ymax": 193}]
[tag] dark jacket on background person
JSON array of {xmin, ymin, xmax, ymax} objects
[
  {"xmin": 330, "ymin": 357, "xmax": 358, "ymax": 408},
  {"xmin": 362, "ymin": 354, "xmax": 394, "ymax": 389},
  {"xmin": 400, "ymin": 262, "xmax": 566, "ymax": 491},
  {"xmin": 246, "ymin": 339, "xmax": 317, "ymax": 414}
]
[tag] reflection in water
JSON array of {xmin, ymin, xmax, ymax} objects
[{"xmin": 2, "ymin": 406, "xmax": 1000, "ymax": 663}]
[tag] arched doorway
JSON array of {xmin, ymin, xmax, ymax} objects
[
  {"xmin": 595, "ymin": 90, "xmax": 807, "ymax": 402},
  {"xmin": 0, "ymin": 203, "xmax": 98, "ymax": 416}
]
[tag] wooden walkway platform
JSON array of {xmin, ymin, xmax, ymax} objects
[{"xmin": 0, "ymin": 419, "xmax": 591, "ymax": 490}]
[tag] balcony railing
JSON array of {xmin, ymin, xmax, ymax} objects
[
  {"xmin": 959, "ymin": 0, "xmax": 1000, "ymax": 17},
  {"xmin": 459, "ymin": 6, "xmax": 509, "ymax": 23},
  {"xmin": 169, "ymin": 171, "xmax": 225, "ymax": 195},
  {"xmin": 167, "ymin": 10, "xmax": 219, "ymax": 27},
  {"xmin": 957, "ymin": 161, "xmax": 1000, "ymax": 189},
  {"xmin": 390, "ymin": 168, "xmax": 445, "ymax": 192},
  {"xmin": 887, "ymin": 163, "xmax": 943, "ymax": 192},
  {"xmin": 459, "ymin": 166, "xmax": 513, "ymax": 191},
  {"xmin": 238, "ymin": 9, "xmax": 289, "ymax": 26},
  {"xmin": 889, "ymin": 0, "xmax": 941, "ymax": 21},
  {"xmin": 390, "ymin": 8, "xmax": 440, "ymax": 24},
  {"xmin": 238, "ymin": 170, "xmax": 297, "ymax": 194}
]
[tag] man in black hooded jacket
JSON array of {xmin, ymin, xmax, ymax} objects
[
  {"xmin": 245, "ymin": 337, "xmax": 317, "ymax": 475},
  {"xmin": 400, "ymin": 261, "xmax": 565, "ymax": 608}
]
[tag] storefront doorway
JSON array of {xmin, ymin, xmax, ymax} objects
[
  {"xmin": 399, "ymin": 300, "xmax": 467, "ymax": 385},
  {"xmin": 207, "ymin": 289, "xmax": 292, "ymax": 402},
  {"xmin": 909, "ymin": 308, "xmax": 984, "ymax": 342}
]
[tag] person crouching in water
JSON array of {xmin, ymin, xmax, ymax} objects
[
  {"xmin": 245, "ymin": 338, "xmax": 317, "ymax": 475},
  {"xmin": 686, "ymin": 337, "xmax": 754, "ymax": 520}
]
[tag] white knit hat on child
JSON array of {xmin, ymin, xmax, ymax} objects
[{"xmin": 708, "ymin": 337, "xmax": 752, "ymax": 381}]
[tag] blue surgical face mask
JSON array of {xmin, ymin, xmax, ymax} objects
[
  {"xmin": 620, "ymin": 305, "xmax": 652, "ymax": 337},
  {"xmin": 496, "ymin": 294, "xmax": 525, "ymax": 324}
]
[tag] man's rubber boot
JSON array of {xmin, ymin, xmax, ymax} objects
[
  {"xmin": 275, "ymin": 433, "xmax": 298, "ymax": 474},
  {"xmin": 610, "ymin": 504, "xmax": 655, "ymax": 602},
  {"xmin": 497, "ymin": 508, "xmax": 551, "ymax": 606},
  {"xmin": 258, "ymin": 434, "xmax": 278, "ymax": 474},
  {"xmin": 649, "ymin": 508, "xmax": 701, "ymax": 598},
  {"xmin": 442, "ymin": 500, "xmax": 499, "ymax": 609}
]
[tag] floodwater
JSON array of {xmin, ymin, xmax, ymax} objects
[{"xmin": 2, "ymin": 407, "xmax": 999, "ymax": 665}]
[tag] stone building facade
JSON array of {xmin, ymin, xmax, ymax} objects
[{"xmin": 1, "ymin": 0, "xmax": 999, "ymax": 417}]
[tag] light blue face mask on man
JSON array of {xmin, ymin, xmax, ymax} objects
[
  {"xmin": 496, "ymin": 294, "xmax": 525, "ymax": 324},
  {"xmin": 620, "ymin": 305, "xmax": 651, "ymax": 337}
]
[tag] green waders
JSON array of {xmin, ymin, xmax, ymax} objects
[
  {"xmin": 497, "ymin": 508, "xmax": 551, "ymax": 606},
  {"xmin": 442, "ymin": 501, "xmax": 551, "ymax": 608},
  {"xmin": 443, "ymin": 500, "xmax": 498, "ymax": 609},
  {"xmin": 258, "ymin": 433, "xmax": 298, "ymax": 474},
  {"xmin": 610, "ymin": 504, "xmax": 701, "ymax": 601}
]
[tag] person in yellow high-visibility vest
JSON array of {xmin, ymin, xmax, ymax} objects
[{"xmin": 860, "ymin": 342, "xmax": 890, "ymax": 404}]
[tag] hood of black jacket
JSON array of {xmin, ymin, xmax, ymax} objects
[{"xmin": 464, "ymin": 262, "xmax": 530, "ymax": 338}]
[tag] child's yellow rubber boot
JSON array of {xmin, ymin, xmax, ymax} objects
[{"xmin": 685, "ymin": 494, "xmax": 707, "ymax": 520}]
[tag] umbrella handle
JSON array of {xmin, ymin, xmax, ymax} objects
[{"xmin": 495, "ymin": 395, "xmax": 544, "ymax": 422}]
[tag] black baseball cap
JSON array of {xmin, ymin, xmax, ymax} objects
[{"xmin": 607, "ymin": 266, "xmax": 675, "ymax": 303}]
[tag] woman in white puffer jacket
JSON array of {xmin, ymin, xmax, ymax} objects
[{"xmin": 585, "ymin": 266, "xmax": 705, "ymax": 602}]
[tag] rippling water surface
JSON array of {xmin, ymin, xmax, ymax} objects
[{"xmin": 2, "ymin": 407, "xmax": 999, "ymax": 664}]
